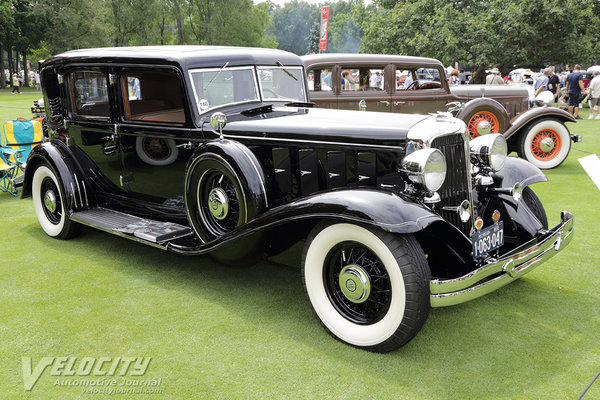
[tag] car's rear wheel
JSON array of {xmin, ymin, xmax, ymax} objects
[
  {"xmin": 32, "ymin": 163, "xmax": 82, "ymax": 239},
  {"xmin": 518, "ymin": 119, "xmax": 571, "ymax": 169},
  {"xmin": 302, "ymin": 223, "xmax": 431, "ymax": 353}
]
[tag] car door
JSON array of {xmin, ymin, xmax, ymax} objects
[
  {"xmin": 61, "ymin": 68, "xmax": 124, "ymax": 190},
  {"xmin": 336, "ymin": 63, "xmax": 392, "ymax": 113},
  {"xmin": 116, "ymin": 67, "xmax": 195, "ymax": 202},
  {"xmin": 305, "ymin": 63, "xmax": 337, "ymax": 109},
  {"xmin": 391, "ymin": 65, "xmax": 455, "ymax": 115}
]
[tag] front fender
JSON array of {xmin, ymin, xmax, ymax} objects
[
  {"xmin": 492, "ymin": 156, "xmax": 548, "ymax": 189},
  {"xmin": 167, "ymin": 189, "xmax": 457, "ymax": 255},
  {"xmin": 22, "ymin": 140, "xmax": 93, "ymax": 212},
  {"xmin": 456, "ymin": 97, "xmax": 511, "ymax": 131},
  {"xmin": 504, "ymin": 107, "xmax": 575, "ymax": 141}
]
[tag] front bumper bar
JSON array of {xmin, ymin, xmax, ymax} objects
[{"xmin": 430, "ymin": 211, "xmax": 574, "ymax": 307}]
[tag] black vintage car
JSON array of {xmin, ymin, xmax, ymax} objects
[{"xmin": 23, "ymin": 46, "xmax": 574, "ymax": 353}]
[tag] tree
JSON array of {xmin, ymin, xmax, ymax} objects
[
  {"xmin": 306, "ymin": 21, "xmax": 320, "ymax": 54},
  {"xmin": 362, "ymin": 0, "xmax": 598, "ymax": 77},
  {"xmin": 267, "ymin": 0, "xmax": 320, "ymax": 55}
]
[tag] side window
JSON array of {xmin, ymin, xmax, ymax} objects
[
  {"xmin": 122, "ymin": 70, "xmax": 186, "ymax": 123},
  {"xmin": 339, "ymin": 67, "xmax": 385, "ymax": 92},
  {"xmin": 307, "ymin": 68, "xmax": 333, "ymax": 92},
  {"xmin": 68, "ymin": 71, "xmax": 110, "ymax": 118},
  {"xmin": 396, "ymin": 67, "xmax": 442, "ymax": 91}
]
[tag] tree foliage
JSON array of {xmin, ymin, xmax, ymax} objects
[{"xmin": 362, "ymin": 0, "xmax": 597, "ymax": 72}]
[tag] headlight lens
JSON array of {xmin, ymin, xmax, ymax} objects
[
  {"xmin": 470, "ymin": 133, "xmax": 507, "ymax": 172},
  {"xmin": 400, "ymin": 148, "xmax": 447, "ymax": 192}
]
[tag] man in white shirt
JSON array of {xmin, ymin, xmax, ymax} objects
[{"xmin": 587, "ymin": 71, "xmax": 600, "ymax": 120}]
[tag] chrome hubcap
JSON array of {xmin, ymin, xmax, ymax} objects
[
  {"xmin": 207, "ymin": 187, "xmax": 229, "ymax": 220},
  {"xmin": 540, "ymin": 137, "xmax": 555, "ymax": 152},
  {"xmin": 43, "ymin": 190, "xmax": 57, "ymax": 213},
  {"xmin": 476, "ymin": 120, "xmax": 492, "ymax": 135},
  {"xmin": 339, "ymin": 265, "xmax": 371, "ymax": 303}
]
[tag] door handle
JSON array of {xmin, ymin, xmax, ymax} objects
[
  {"xmin": 379, "ymin": 101, "xmax": 390, "ymax": 106},
  {"xmin": 394, "ymin": 101, "xmax": 406, "ymax": 106}
]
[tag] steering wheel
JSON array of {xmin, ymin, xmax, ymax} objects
[{"xmin": 405, "ymin": 80, "xmax": 419, "ymax": 90}]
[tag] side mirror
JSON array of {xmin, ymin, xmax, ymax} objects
[{"xmin": 210, "ymin": 112, "xmax": 227, "ymax": 139}]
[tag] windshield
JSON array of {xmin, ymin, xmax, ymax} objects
[
  {"xmin": 189, "ymin": 65, "xmax": 307, "ymax": 114},
  {"xmin": 257, "ymin": 66, "xmax": 306, "ymax": 102},
  {"xmin": 189, "ymin": 66, "xmax": 259, "ymax": 113}
]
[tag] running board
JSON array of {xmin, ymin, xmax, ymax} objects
[{"xmin": 71, "ymin": 207, "xmax": 194, "ymax": 250}]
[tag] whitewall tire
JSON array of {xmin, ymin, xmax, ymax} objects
[
  {"xmin": 302, "ymin": 223, "xmax": 431, "ymax": 353},
  {"xmin": 32, "ymin": 164, "xmax": 81, "ymax": 239},
  {"xmin": 518, "ymin": 119, "xmax": 571, "ymax": 169},
  {"xmin": 135, "ymin": 137, "xmax": 179, "ymax": 166}
]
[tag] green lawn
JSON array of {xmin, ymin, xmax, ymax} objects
[{"xmin": 1, "ymin": 91, "xmax": 599, "ymax": 399}]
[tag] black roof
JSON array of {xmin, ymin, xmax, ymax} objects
[{"xmin": 42, "ymin": 45, "xmax": 304, "ymax": 70}]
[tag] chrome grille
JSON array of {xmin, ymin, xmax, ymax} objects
[{"xmin": 432, "ymin": 133, "xmax": 473, "ymax": 237}]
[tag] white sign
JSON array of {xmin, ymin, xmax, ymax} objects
[{"xmin": 578, "ymin": 154, "xmax": 600, "ymax": 191}]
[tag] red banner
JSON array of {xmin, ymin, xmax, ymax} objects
[{"xmin": 319, "ymin": 6, "xmax": 330, "ymax": 51}]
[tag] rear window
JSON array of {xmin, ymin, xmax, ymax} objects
[{"xmin": 122, "ymin": 70, "xmax": 186, "ymax": 123}]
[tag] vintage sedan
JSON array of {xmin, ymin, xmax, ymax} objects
[
  {"xmin": 302, "ymin": 54, "xmax": 580, "ymax": 169},
  {"xmin": 23, "ymin": 46, "xmax": 573, "ymax": 352}
]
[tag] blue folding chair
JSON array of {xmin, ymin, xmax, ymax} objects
[{"xmin": 0, "ymin": 119, "xmax": 44, "ymax": 196}]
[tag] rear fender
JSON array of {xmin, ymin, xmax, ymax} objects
[{"xmin": 22, "ymin": 140, "xmax": 95, "ymax": 211}]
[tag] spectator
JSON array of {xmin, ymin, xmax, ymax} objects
[
  {"xmin": 448, "ymin": 69, "xmax": 460, "ymax": 85},
  {"xmin": 321, "ymin": 69, "xmax": 332, "ymax": 88},
  {"xmin": 565, "ymin": 64, "xmax": 585, "ymax": 119},
  {"xmin": 11, "ymin": 73, "xmax": 20, "ymax": 94},
  {"xmin": 34, "ymin": 71, "xmax": 41, "ymax": 91},
  {"xmin": 587, "ymin": 70, "xmax": 600, "ymax": 119},
  {"xmin": 486, "ymin": 68, "xmax": 504, "ymax": 85},
  {"xmin": 547, "ymin": 66, "xmax": 560, "ymax": 103},
  {"xmin": 534, "ymin": 68, "xmax": 550, "ymax": 96}
]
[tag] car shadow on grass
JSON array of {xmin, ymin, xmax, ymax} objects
[{"xmin": 21, "ymin": 222, "xmax": 598, "ymax": 399}]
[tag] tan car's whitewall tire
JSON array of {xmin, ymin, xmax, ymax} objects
[
  {"xmin": 302, "ymin": 223, "xmax": 430, "ymax": 353},
  {"xmin": 32, "ymin": 164, "xmax": 81, "ymax": 239},
  {"xmin": 518, "ymin": 119, "xmax": 571, "ymax": 169}
]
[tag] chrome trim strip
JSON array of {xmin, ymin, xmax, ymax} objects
[
  {"xmin": 74, "ymin": 173, "xmax": 83, "ymax": 208},
  {"xmin": 82, "ymin": 180, "xmax": 89, "ymax": 208},
  {"xmin": 222, "ymin": 134, "xmax": 404, "ymax": 151},
  {"xmin": 430, "ymin": 211, "xmax": 574, "ymax": 307}
]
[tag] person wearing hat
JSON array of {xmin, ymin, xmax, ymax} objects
[
  {"xmin": 587, "ymin": 70, "xmax": 600, "ymax": 119},
  {"xmin": 11, "ymin": 73, "xmax": 20, "ymax": 94},
  {"xmin": 486, "ymin": 68, "xmax": 504, "ymax": 85},
  {"xmin": 565, "ymin": 64, "xmax": 585, "ymax": 119}
]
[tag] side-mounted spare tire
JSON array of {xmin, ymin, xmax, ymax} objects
[
  {"xmin": 184, "ymin": 140, "xmax": 268, "ymax": 263},
  {"xmin": 457, "ymin": 98, "xmax": 510, "ymax": 139}
]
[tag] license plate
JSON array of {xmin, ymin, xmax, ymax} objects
[{"xmin": 472, "ymin": 221, "xmax": 504, "ymax": 259}]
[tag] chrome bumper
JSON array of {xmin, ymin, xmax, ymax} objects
[{"xmin": 430, "ymin": 211, "xmax": 574, "ymax": 307}]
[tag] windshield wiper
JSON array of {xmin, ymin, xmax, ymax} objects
[
  {"xmin": 276, "ymin": 61, "xmax": 298, "ymax": 81},
  {"xmin": 204, "ymin": 61, "xmax": 230, "ymax": 91}
]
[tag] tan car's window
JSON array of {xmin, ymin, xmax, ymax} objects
[
  {"xmin": 338, "ymin": 67, "xmax": 385, "ymax": 92},
  {"xmin": 122, "ymin": 71, "xmax": 186, "ymax": 123},
  {"xmin": 307, "ymin": 68, "xmax": 333, "ymax": 92},
  {"xmin": 69, "ymin": 71, "xmax": 110, "ymax": 118},
  {"xmin": 396, "ymin": 67, "xmax": 443, "ymax": 91}
]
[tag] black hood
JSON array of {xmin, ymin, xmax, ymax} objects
[{"xmin": 222, "ymin": 106, "xmax": 430, "ymax": 147}]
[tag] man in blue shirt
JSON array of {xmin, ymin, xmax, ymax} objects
[
  {"xmin": 565, "ymin": 64, "xmax": 585, "ymax": 119},
  {"xmin": 534, "ymin": 68, "xmax": 550, "ymax": 96}
]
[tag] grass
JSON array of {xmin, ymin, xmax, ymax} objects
[{"xmin": 0, "ymin": 90, "xmax": 599, "ymax": 399}]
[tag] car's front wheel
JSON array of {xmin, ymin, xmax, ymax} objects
[
  {"xmin": 302, "ymin": 223, "xmax": 431, "ymax": 353},
  {"xmin": 518, "ymin": 119, "xmax": 571, "ymax": 169},
  {"xmin": 32, "ymin": 163, "xmax": 82, "ymax": 239}
]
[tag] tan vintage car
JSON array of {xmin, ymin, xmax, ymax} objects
[{"xmin": 302, "ymin": 54, "xmax": 580, "ymax": 169}]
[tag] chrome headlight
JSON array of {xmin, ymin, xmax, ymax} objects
[
  {"xmin": 400, "ymin": 148, "xmax": 447, "ymax": 192},
  {"xmin": 470, "ymin": 134, "xmax": 507, "ymax": 172}
]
